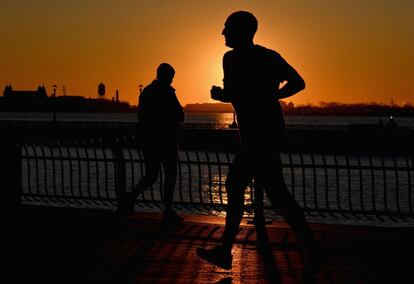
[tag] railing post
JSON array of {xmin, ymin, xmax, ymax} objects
[
  {"xmin": 253, "ymin": 181, "xmax": 267, "ymax": 225},
  {"xmin": 247, "ymin": 180, "xmax": 271, "ymax": 225},
  {"xmin": 111, "ymin": 136, "xmax": 127, "ymax": 207},
  {"xmin": 0, "ymin": 134, "xmax": 21, "ymax": 210}
]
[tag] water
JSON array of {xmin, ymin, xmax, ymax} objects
[{"xmin": 1, "ymin": 111, "xmax": 414, "ymax": 129}]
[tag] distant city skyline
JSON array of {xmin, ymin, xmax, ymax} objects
[{"xmin": 1, "ymin": 0, "xmax": 413, "ymax": 106}]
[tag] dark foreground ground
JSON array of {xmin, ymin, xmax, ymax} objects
[{"xmin": 6, "ymin": 205, "xmax": 413, "ymax": 284}]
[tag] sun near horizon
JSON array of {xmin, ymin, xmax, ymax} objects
[{"xmin": 1, "ymin": 0, "xmax": 413, "ymax": 107}]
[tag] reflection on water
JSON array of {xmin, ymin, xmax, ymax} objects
[{"xmin": 207, "ymin": 175, "xmax": 254, "ymax": 218}]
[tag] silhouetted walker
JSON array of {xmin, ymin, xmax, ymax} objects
[
  {"xmin": 117, "ymin": 63, "xmax": 185, "ymax": 225},
  {"xmin": 196, "ymin": 11, "xmax": 321, "ymax": 269}
]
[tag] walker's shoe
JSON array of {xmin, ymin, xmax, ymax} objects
[{"xmin": 196, "ymin": 246, "xmax": 233, "ymax": 270}]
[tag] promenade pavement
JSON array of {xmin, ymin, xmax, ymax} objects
[{"xmin": 7, "ymin": 205, "xmax": 413, "ymax": 283}]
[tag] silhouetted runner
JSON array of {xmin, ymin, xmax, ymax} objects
[
  {"xmin": 117, "ymin": 63, "xmax": 184, "ymax": 225},
  {"xmin": 197, "ymin": 11, "xmax": 320, "ymax": 269}
]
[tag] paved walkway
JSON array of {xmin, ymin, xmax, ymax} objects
[{"xmin": 8, "ymin": 205, "xmax": 413, "ymax": 283}]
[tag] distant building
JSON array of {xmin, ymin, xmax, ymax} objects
[
  {"xmin": 54, "ymin": 95, "xmax": 85, "ymax": 103},
  {"xmin": 3, "ymin": 85, "xmax": 47, "ymax": 98},
  {"xmin": 0, "ymin": 84, "xmax": 134, "ymax": 113}
]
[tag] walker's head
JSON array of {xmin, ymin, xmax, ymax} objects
[
  {"xmin": 222, "ymin": 11, "xmax": 258, "ymax": 48},
  {"xmin": 157, "ymin": 63, "xmax": 175, "ymax": 85}
]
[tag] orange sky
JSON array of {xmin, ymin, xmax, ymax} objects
[{"xmin": 1, "ymin": 0, "xmax": 413, "ymax": 106}]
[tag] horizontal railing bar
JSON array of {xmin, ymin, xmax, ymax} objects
[{"xmin": 21, "ymin": 155, "xmax": 412, "ymax": 172}]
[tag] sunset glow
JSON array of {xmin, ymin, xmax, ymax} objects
[{"xmin": 1, "ymin": 0, "xmax": 413, "ymax": 106}]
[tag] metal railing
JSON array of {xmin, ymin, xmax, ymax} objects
[{"xmin": 3, "ymin": 122, "xmax": 414, "ymax": 222}]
